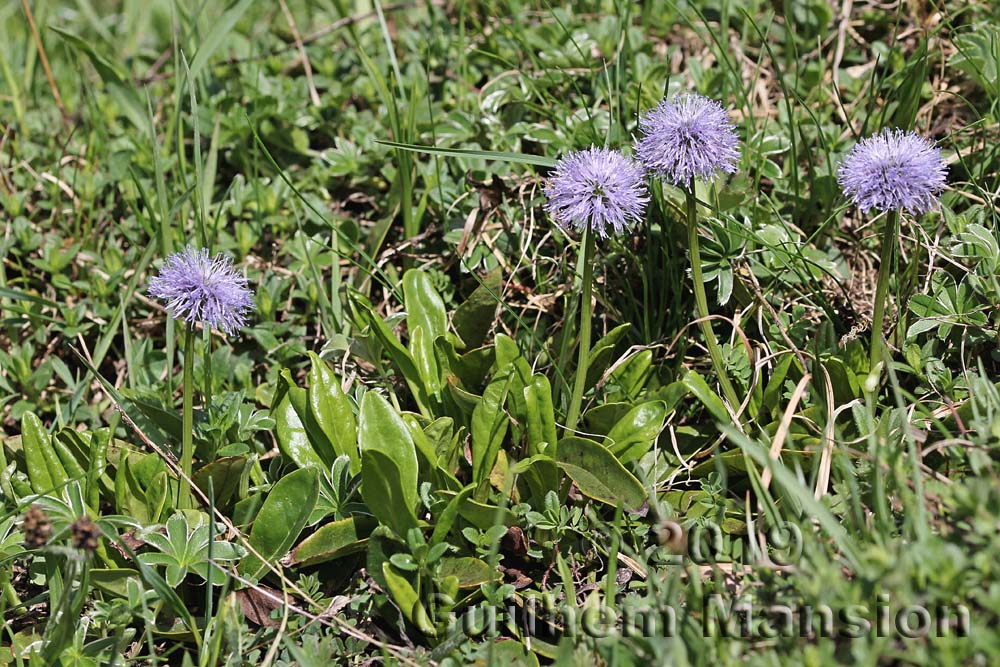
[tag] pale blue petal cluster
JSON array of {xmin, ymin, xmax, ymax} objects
[
  {"xmin": 837, "ymin": 129, "xmax": 947, "ymax": 214},
  {"xmin": 543, "ymin": 147, "xmax": 649, "ymax": 238},
  {"xmin": 149, "ymin": 246, "xmax": 254, "ymax": 335},
  {"xmin": 636, "ymin": 94, "xmax": 740, "ymax": 186}
]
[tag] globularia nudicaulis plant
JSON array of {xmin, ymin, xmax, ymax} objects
[
  {"xmin": 543, "ymin": 147, "xmax": 648, "ymax": 432},
  {"xmin": 836, "ymin": 129, "xmax": 948, "ymax": 381},
  {"xmin": 5, "ymin": 4, "xmax": 995, "ymax": 666},
  {"xmin": 149, "ymin": 246, "xmax": 254, "ymax": 509},
  {"xmin": 636, "ymin": 93, "xmax": 742, "ymax": 412}
]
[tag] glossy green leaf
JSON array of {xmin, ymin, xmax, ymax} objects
[
  {"xmin": 494, "ymin": 334, "xmax": 532, "ymax": 424},
  {"xmin": 58, "ymin": 427, "xmax": 114, "ymax": 509},
  {"xmin": 233, "ymin": 492, "xmax": 264, "ymax": 529},
  {"xmin": 438, "ymin": 557, "xmax": 494, "ymax": 588},
  {"xmin": 121, "ymin": 392, "xmax": 183, "ymax": 443},
  {"xmin": 584, "ymin": 321, "xmax": 632, "ymax": 389},
  {"xmin": 556, "ymin": 437, "xmax": 646, "ymax": 509},
  {"xmin": 823, "ymin": 356, "xmax": 861, "ymax": 405},
  {"xmin": 607, "ymin": 349, "xmax": 653, "ymax": 402},
  {"xmin": 90, "ymin": 568, "xmax": 139, "ymax": 598},
  {"xmin": 361, "ymin": 449, "xmax": 420, "ymax": 537},
  {"xmin": 582, "ymin": 402, "xmax": 633, "ymax": 436},
  {"xmin": 650, "ymin": 381, "xmax": 690, "ymax": 415},
  {"xmin": 307, "ymin": 352, "xmax": 359, "ymax": 473},
  {"xmin": 145, "ymin": 471, "xmax": 170, "ymax": 523},
  {"xmin": 131, "ymin": 452, "xmax": 168, "ymax": 489},
  {"xmin": 430, "ymin": 484, "xmax": 474, "ymax": 546},
  {"xmin": 362, "ymin": 305, "xmax": 431, "ymax": 415},
  {"xmin": 289, "ymin": 516, "xmax": 376, "ymax": 567},
  {"xmin": 50, "ymin": 434, "xmax": 86, "ymax": 481},
  {"xmin": 433, "ymin": 333, "xmax": 460, "ymax": 379},
  {"xmin": 686, "ymin": 449, "xmax": 804, "ymax": 479},
  {"xmin": 471, "ymin": 371, "xmax": 512, "ymax": 498},
  {"xmin": 592, "ymin": 322, "xmax": 632, "ymax": 352},
  {"xmin": 0, "ymin": 442, "xmax": 14, "ymax": 499},
  {"xmin": 280, "ymin": 368, "xmax": 335, "ymax": 465},
  {"xmin": 114, "ymin": 455, "xmax": 148, "ymax": 522},
  {"xmin": 273, "ymin": 391, "xmax": 325, "ymax": 469},
  {"xmin": 584, "ymin": 343, "xmax": 617, "ymax": 390},
  {"xmin": 472, "ymin": 640, "xmax": 540, "ymax": 667},
  {"xmin": 192, "ymin": 455, "xmax": 247, "ymax": 508},
  {"xmin": 409, "ymin": 326, "xmax": 440, "ymax": 400},
  {"xmin": 452, "ymin": 267, "xmax": 502, "ymax": 348},
  {"xmin": 423, "ymin": 417, "xmax": 456, "ymax": 460},
  {"xmin": 682, "ymin": 369, "xmax": 731, "ymax": 424},
  {"xmin": 239, "ymin": 467, "xmax": 319, "ymax": 580},
  {"xmin": 429, "ymin": 422, "xmax": 466, "ymax": 489},
  {"xmin": 762, "ymin": 353, "xmax": 796, "ymax": 418},
  {"xmin": 520, "ymin": 456, "xmax": 561, "ymax": 507},
  {"xmin": 453, "ymin": 344, "xmax": 496, "ymax": 389},
  {"xmin": 22, "ymin": 412, "xmax": 68, "ymax": 495},
  {"xmin": 524, "ymin": 374, "xmax": 558, "ymax": 457},
  {"xmin": 382, "ymin": 562, "xmax": 438, "ymax": 636},
  {"xmin": 523, "ymin": 375, "xmax": 560, "ymax": 501},
  {"xmin": 400, "ymin": 413, "xmax": 445, "ymax": 479},
  {"xmin": 463, "ymin": 498, "xmax": 509, "ymax": 529},
  {"xmin": 404, "ymin": 269, "xmax": 448, "ymax": 397},
  {"xmin": 445, "ymin": 377, "xmax": 482, "ymax": 417},
  {"xmin": 359, "ymin": 391, "xmax": 419, "ymax": 508},
  {"xmin": 437, "ymin": 490, "xmax": 516, "ymax": 529},
  {"xmin": 604, "ymin": 401, "xmax": 667, "ymax": 464}
]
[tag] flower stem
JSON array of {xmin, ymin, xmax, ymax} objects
[
  {"xmin": 685, "ymin": 186, "xmax": 741, "ymax": 412},
  {"xmin": 869, "ymin": 209, "xmax": 900, "ymax": 378},
  {"xmin": 565, "ymin": 228, "xmax": 596, "ymax": 434},
  {"xmin": 179, "ymin": 325, "xmax": 196, "ymax": 509}
]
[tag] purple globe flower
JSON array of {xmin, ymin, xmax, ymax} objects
[
  {"xmin": 543, "ymin": 147, "xmax": 649, "ymax": 238},
  {"xmin": 837, "ymin": 129, "xmax": 947, "ymax": 214},
  {"xmin": 637, "ymin": 93, "xmax": 740, "ymax": 187},
  {"xmin": 149, "ymin": 246, "xmax": 254, "ymax": 335}
]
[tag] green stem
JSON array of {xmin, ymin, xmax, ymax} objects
[
  {"xmin": 0, "ymin": 569, "xmax": 19, "ymax": 610},
  {"xmin": 869, "ymin": 209, "xmax": 900, "ymax": 378},
  {"xmin": 564, "ymin": 228, "xmax": 596, "ymax": 434},
  {"xmin": 686, "ymin": 186, "xmax": 741, "ymax": 412},
  {"xmin": 179, "ymin": 325, "xmax": 196, "ymax": 509},
  {"xmin": 203, "ymin": 327, "xmax": 215, "ymax": 460}
]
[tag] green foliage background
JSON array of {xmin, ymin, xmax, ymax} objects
[{"xmin": 1, "ymin": 0, "xmax": 1000, "ymax": 665}]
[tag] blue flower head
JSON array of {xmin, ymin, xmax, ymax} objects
[
  {"xmin": 637, "ymin": 93, "xmax": 741, "ymax": 187},
  {"xmin": 837, "ymin": 129, "xmax": 947, "ymax": 214},
  {"xmin": 149, "ymin": 246, "xmax": 254, "ymax": 335},
  {"xmin": 543, "ymin": 147, "xmax": 649, "ymax": 238}
]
